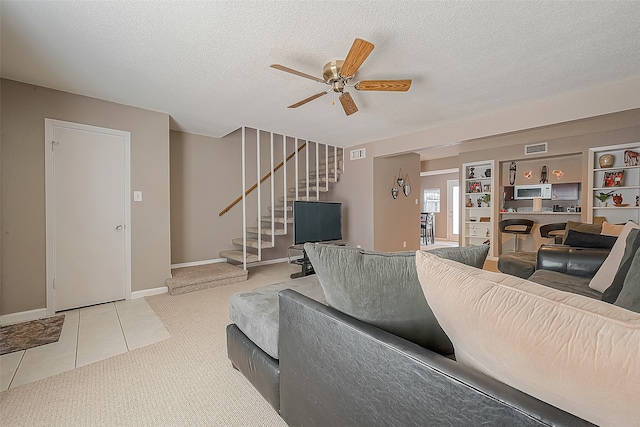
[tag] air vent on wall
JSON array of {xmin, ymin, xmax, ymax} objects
[
  {"xmin": 350, "ymin": 148, "xmax": 366, "ymax": 160},
  {"xmin": 525, "ymin": 142, "xmax": 548, "ymax": 155}
]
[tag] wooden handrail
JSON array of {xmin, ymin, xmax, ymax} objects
[{"xmin": 218, "ymin": 142, "xmax": 307, "ymax": 216}]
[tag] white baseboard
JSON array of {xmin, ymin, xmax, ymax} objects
[
  {"xmin": 131, "ymin": 286, "xmax": 168, "ymax": 299},
  {"xmin": 0, "ymin": 308, "xmax": 48, "ymax": 326}
]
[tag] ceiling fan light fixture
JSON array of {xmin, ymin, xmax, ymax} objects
[{"xmin": 271, "ymin": 37, "xmax": 412, "ymax": 116}]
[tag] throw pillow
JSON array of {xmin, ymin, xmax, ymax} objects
[
  {"xmin": 602, "ymin": 228, "xmax": 640, "ymax": 303},
  {"xmin": 563, "ymin": 229, "xmax": 617, "ymax": 249},
  {"xmin": 303, "ymin": 244, "xmax": 489, "ymax": 355},
  {"xmin": 614, "ymin": 245, "xmax": 640, "ymax": 312},
  {"xmin": 589, "ymin": 221, "xmax": 640, "ymax": 292},
  {"xmin": 415, "ymin": 251, "xmax": 640, "ymax": 427},
  {"xmin": 601, "ymin": 221, "xmax": 625, "ymax": 236},
  {"xmin": 562, "ymin": 220, "xmax": 602, "ymax": 243}
]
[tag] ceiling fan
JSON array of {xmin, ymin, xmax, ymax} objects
[{"xmin": 271, "ymin": 38, "xmax": 412, "ymax": 116}]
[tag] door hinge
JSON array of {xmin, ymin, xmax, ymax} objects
[
  {"xmin": 52, "ymin": 278, "xmax": 56, "ymax": 289},
  {"xmin": 51, "ymin": 140, "xmax": 60, "ymax": 151}
]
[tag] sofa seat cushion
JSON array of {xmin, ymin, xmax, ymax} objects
[
  {"xmin": 497, "ymin": 251, "xmax": 537, "ymax": 279},
  {"xmin": 416, "ymin": 250, "xmax": 640, "ymax": 427},
  {"xmin": 229, "ymin": 275, "xmax": 325, "ymax": 359},
  {"xmin": 527, "ymin": 269, "xmax": 601, "ymax": 299}
]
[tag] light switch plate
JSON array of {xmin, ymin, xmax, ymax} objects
[{"xmin": 133, "ymin": 191, "xmax": 143, "ymax": 202}]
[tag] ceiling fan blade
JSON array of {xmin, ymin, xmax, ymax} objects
[
  {"xmin": 287, "ymin": 90, "xmax": 329, "ymax": 108},
  {"xmin": 340, "ymin": 38, "xmax": 375, "ymax": 78},
  {"xmin": 339, "ymin": 92, "xmax": 358, "ymax": 116},
  {"xmin": 271, "ymin": 64, "xmax": 326, "ymax": 83},
  {"xmin": 355, "ymin": 79, "xmax": 412, "ymax": 92}
]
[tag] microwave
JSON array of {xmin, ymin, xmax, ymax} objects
[{"xmin": 514, "ymin": 184, "xmax": 552, "ymax": 200}]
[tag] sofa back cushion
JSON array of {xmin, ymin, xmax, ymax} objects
[
  {"xmin": 303, "ymin": 244, "xmax": 488, "ymax": 355},
  {"xmin": 304, "ymin": 244, "xmax": 453, "ymax": 355},
  {"xmin": 562, "ymin": 220, "xmax": 601, "ymax": 243},
  {"xmin": 415, "ymin": 250, "xmax": 640, "ymax": 427},
  {"xmin": 589, "ymin": 221, "xmax": 640, "ymax": 292},
  {"xmin": 601, "ymin": 228, "xmax": 640, "ymax": 303},
  {"xmin": 614, "ymin": 244, "xmax": 640, "ymax": 312}
]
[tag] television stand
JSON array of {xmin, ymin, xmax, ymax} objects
[{"xmin": 288, "ymin": 245, "xmax": 315, "ymax": 279}]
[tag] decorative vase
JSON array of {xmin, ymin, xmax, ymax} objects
[{"xmin": 599, "ymin": 154, "xmax": 614, "ymax": 168}]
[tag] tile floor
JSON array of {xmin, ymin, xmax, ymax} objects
[{"xmin": 0, "ymin": 298, "xmax": 169, "ymax": 391}]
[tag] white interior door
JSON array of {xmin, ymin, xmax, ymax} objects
[
  {"xmin": 447, "ymin": 180, "xmax": 460, "ymax": 241},
  {"xmin": 45, "ymin": 120, "xmax": 131, "ymax": 313}
]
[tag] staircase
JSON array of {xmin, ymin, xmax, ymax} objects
[{"xmin": 219, "ymin": 128, "xmax": 343, "ymax": 268}]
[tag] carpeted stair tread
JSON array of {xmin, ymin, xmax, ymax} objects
[
  {"xmin": 165, "ymin": 263, "xmax": 248, "ymax": 295},
  {"xmin": 219, "ymin": 250, "xmax": 259, "ymax": 264}
]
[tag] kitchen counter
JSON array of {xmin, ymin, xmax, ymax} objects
[{"xmin": 500, "ymin": 211, "xmax": 581, "ymax": 215}]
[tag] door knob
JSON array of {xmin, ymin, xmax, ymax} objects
[{"xmin": 115, "ymin": 225, "xmax": 123, "ymax": 230}]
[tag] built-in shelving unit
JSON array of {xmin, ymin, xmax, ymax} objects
[
  {"xmin": 589, "ymin": 142, "xmax": 640, "ymax": 225},
  {"xmin": 462, "ymin": 160, "xmax": 495, "ymax": 258}
]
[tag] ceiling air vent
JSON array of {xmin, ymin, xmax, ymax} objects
[
  {"xmin": 350, "ymin": 148, "xmax": 366, "ymax": 160},
  {"xmin": 524, "ymin": 142, "xmax": 548, "ymax": 156}
]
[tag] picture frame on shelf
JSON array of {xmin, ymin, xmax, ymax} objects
[
  {"xmin": 483, "ymin": 184, "xmax": 490, "ymax": 192},
  {"xmin": 468, "ymin": 181, "xmax": 482, "ymax": 193},
  {"xmin": 624, "ymin": 150, "xmax": 639, "ymax": 166},
  {"xmin": 602, "ymin": 170, "xmax": 624, "ymax": 187}
]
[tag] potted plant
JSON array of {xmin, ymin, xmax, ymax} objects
[
  {"xmin": 595, "ymin": 190, "xmax": 614, "ymax": 206},
  {"xmin": 480, "ymin": 193, "xmax": 491, "ymax": 207}
]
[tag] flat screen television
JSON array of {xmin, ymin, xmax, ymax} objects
[{"xmin": 293, "ymin": 201, "xmax": 343, "ymax": 245}]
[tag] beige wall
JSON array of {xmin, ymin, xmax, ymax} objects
[
  {"xmin": 373, "ymin": 153, "xmax": 421, "ymax": 252},
  {"xmin": 170, "ymin": 129, "xmax": 339, "ymax": 263},
  {"xmin": 1, "ymin": 79, "xmax": 171, "ymax": 315},
  {"xmin": 329, "ymin": 146, "xmax": 374, "ymax": 249},
  {"xmin": 337, "ymin": 110, "xmax": 640, "ymax": 254}
]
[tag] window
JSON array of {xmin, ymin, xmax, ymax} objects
[{"xmin": 423, "ymin": 188, "xmax": 440, "ymax": 213}]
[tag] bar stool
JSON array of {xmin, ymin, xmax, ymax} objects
[
  {"xmin": 499, "ymin": 219, "xmax": 534, "ymax": 252},
  {"xmin": 497, "ymin": 219, "xmax": 536, "ymax": 279},
  {"xmin": 540, "ymin": 222, "xmax": 567, "ymax": 244}
]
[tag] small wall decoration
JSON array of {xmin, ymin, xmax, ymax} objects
[
  {"xmin": 624, "ymin": 150, "xmax": 639, "ymax": 166},
  {"xmin": 552, "ymin": 169, "xmax": 564, "ymax": 180},
  {"xmin": 403, "ymin": 174, "xmax": 411, "ymax": 197},
  {"xmin": 396, "ymin": 169, "xmax": 405, "ymax": 187},
  {"xmin": 603, "ymin": 170, "xmax": 624, "ymax": 187},
  {"xmin": 540, "ymin": 165, "xmax": 547, "ymax": 183},
  {"xmin": 523, "ymin": 170, "xmax": 532, "ymax": 179},
  {"xmin": 509, "ymin": 162, "xmax": 516, "ymax": 185}
]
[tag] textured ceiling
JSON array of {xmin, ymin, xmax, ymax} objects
[{"xmin": 2, "ymin": 1, "xmax": 640, "ymax": 148}]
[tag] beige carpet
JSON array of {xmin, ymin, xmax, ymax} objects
[{"xmin": 0, "ymin": 263, "xmax": 297, "ymax": 427}]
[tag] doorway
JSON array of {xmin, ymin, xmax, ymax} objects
[
  {"xmin": 45, "ymin": 119, "xmax": 131, "ymax": 314},
  {"xmin": 447, "ymin": 180, "xmax": 460, "ymax": 242}
]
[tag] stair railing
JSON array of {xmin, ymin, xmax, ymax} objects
[{"xmin": 222, "ymin": 126, "xmax": 341, "ymax": 269}]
